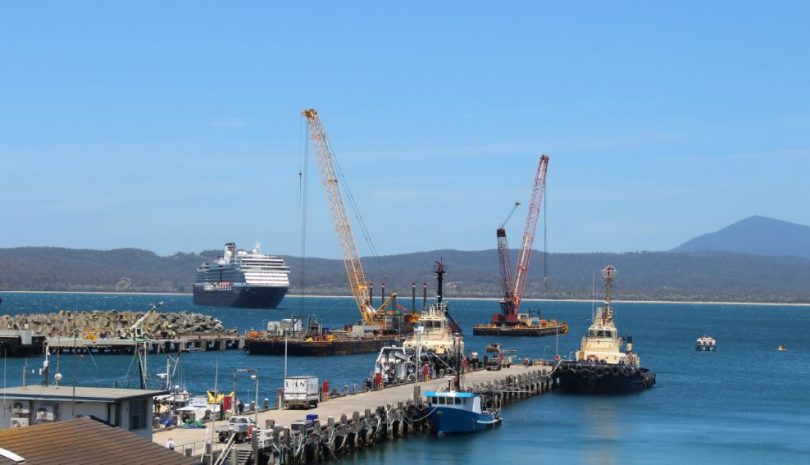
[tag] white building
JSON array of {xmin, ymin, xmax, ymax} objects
[{"xmin": 0, "ymin": 385, "xmax": 168, "ymax": 440}]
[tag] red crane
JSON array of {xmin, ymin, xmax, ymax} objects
[{"xmin": 493, "ymin": 155, "xmax": 549, "ymax": 324}]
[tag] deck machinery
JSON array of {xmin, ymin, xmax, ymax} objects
[{"xmin": 472, "ymin": 155, "xmax": 568, "ymax": 337}]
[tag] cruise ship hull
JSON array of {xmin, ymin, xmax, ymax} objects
[
  {"xmin": 554, "ymin": 361, "xmax": 656, "ymax": 394},
  {"xmin": 193, "ymin": 286, "xmax": 288, "ymax": 309}
]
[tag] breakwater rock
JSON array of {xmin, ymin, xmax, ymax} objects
[{"xmin": 0, "ymin": 310, "xmax": 235, "ymax": 339}]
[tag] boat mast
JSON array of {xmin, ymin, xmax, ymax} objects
[{"xmin": 602, "ymin": 265, "xmax": 616, "ymax": 323}]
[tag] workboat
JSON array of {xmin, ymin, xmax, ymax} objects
[
  {"xmin": 425, "ymin": 390, "xmax": 501, "ymax": 434},
  {"xmin": 374, "ymin": 346, "xmax": 414, "ymax": 384},
  {"xmin": 425, "ymin": 336, "xmax": 501, "ymax": 434},
  {"xmin": 554, "ymin": 265, "xmax": 656, "ymax": 394},
  {"xmin": 696, "ymin": 336, "xmax": 717, "ymax": 351}
]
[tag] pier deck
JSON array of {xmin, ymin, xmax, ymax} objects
[
  {"xmin": 155, "ymin": 364, "xmax": 553, "ymax": 461},
  {"xmin": 45, "ymin": 334, "xmax": 244, "ymax": 354}
]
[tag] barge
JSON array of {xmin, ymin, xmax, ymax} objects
[
  {"xmin": 472, "ymin": 312, "xmax": 568, "ymax": 337},
  {"xmin": 244, "ymin": 315, "xmax": 406, "ymax": 356}
]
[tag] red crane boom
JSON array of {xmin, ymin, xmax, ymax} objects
[{"xmin": 494, "ymin": 154, "xmax": 549, "ymax": 323}]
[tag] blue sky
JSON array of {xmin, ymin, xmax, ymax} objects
[{"xmin": 1, "ymin": 1, "xmax": 808, "ymax": 258}]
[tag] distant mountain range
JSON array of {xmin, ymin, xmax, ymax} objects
[
  {"xmin": 672, "ymin": 216, "xmax": 810, "ymax": 259},
  {"xmin": 2, "ymin": 216, "xmax": 810, "ymax": 303}
]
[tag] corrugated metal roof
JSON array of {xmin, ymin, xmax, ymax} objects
[
  {"xmin": 0, "ymin": 386, "xmax": 169, "ymax": 403},
  {"xmin": 0, "ymin": 417, "xmax": 201, "ymax": 465}
]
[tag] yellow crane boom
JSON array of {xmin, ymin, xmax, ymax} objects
[{"xmin": 302, "ymin": 108, "xmax": 375, "ymax": 323}]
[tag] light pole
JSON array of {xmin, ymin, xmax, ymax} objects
[
  {"xmin": 232, "ymin": 368, "xmax": 259, "ymax": 422},
  {"xmin": 250, "ymin": 373, "xmax": 259, "ymax": 426}
]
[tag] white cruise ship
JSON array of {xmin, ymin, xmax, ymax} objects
[{"xmin": 193, "ymin": 242, "xmax": 290, "ymax": 309}]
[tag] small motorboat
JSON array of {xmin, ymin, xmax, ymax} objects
[
  {"xmin": 425, "ymin": 333, "xmax": 502, "ymax": 435},
  {"xmin": 696, "ymin": 336, "xmax": 717, "ymax": 351},
  {"xmin": 425, "ymin": 389, "xmax": 501, "ymax": 434}
]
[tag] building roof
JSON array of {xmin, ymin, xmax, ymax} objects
[
  {"xmin": 0, "ymin": 385, "xmax": 169, "ymax": 403},
  {"xmin": 0, "ymin": 417, "xmax": 200, "ymax": 465}
]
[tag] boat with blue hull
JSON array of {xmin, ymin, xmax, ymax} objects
[
  {"xmin": 424, "ymin": 317, "xmax": 502, "ymax": 435},
  {"xmin": 425, "ymin": 390, "xmax": 501, "ymax": 434}
]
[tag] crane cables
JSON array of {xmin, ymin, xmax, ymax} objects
[
  {"xmin": 331, "ymin": 149, "xmax": 380, "ymax": 260},
  {"xmin": 298, "ymin": 117, "xmax": 310, "ymax": 312},
  {"xmin": 543, "ymin": 187, "xmax": 549, "ymax": 291},
  {"xmin": 301, "ymin": 120, "xmax": 380, "ymax": 270}
]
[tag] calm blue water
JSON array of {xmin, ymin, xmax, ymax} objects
[{"xmin": 2, "ymin": 292, "xmax": 809, "ymax": 464}]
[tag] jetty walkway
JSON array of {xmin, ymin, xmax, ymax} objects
[
  {"xmin": 156, "ymin": 364, "xmax": 554, "ymax": 464},
  {"xmin": 45, "ymin": 334, "xmax": 244, "ymax": 354}
]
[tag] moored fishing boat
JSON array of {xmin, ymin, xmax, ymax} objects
[
  {"xmin": 425, "ymin": 390, "xmax": 501, "ymax": 434},
  {"xmin": 425, "ymin": 336, "xmax": 501, "ymax": 434},
  {"xmin": 554, "ymin": 265, "xmax": 656, "ymax": 394}
]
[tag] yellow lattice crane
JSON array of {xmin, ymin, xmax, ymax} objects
[{"xmin": 302, "ymin": 109, "xmax": 377, "ymax": 324}]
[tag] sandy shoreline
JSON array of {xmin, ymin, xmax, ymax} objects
[{"xmin": 2, "ymin": 290, "xmax": 809, "ymax": 307}]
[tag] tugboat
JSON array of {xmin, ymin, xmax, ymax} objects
[
  {"xmin": 425, "ymin": 337, "xmax": 502, "ymax": 434},
  {"xmin": 554, "ymin": 265, "xmax": 656, "ymax": 394},
  {"xmin": 402, "ymin": 260, "xmax": 464, "ymax": 371},
  {"xmin": 695, "ymin": 336, "xmax": 717, "ymax": 351}
]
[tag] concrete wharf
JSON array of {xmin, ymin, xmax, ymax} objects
[
  {"xmin": 45, "ymin": 334, "xmax": 245, "ymax": 354},
  {"xmin": 156, "ymin": 364, "xmax": 554, "ymax": 465}
]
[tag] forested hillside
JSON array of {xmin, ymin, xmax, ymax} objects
[{"xmin": 2, "ymin": 247, "xmax": 810, "ymax": 303}]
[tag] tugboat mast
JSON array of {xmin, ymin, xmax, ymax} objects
[
  {"xmin": 602, "ymin": 264, "xmax": 616, "ymax": 323},
  {"xmin": 435, "ymin": 259, "xmax": 446, "ymax": 305}
]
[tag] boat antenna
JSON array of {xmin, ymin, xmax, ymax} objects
[
  {"xmin": 454, "ymin": 335, "xmax": 462, "ymax": 391},
  {"xmin": 591, "ymin": 268, "xmax": 596, "ymax": 321},
  {"xmin": 3, "ymin": 348, "xmax": 6, "ymax": 408},
  {"xmin": 39, "ymin": 343, "xmax": 50, "ymax": 386}
]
